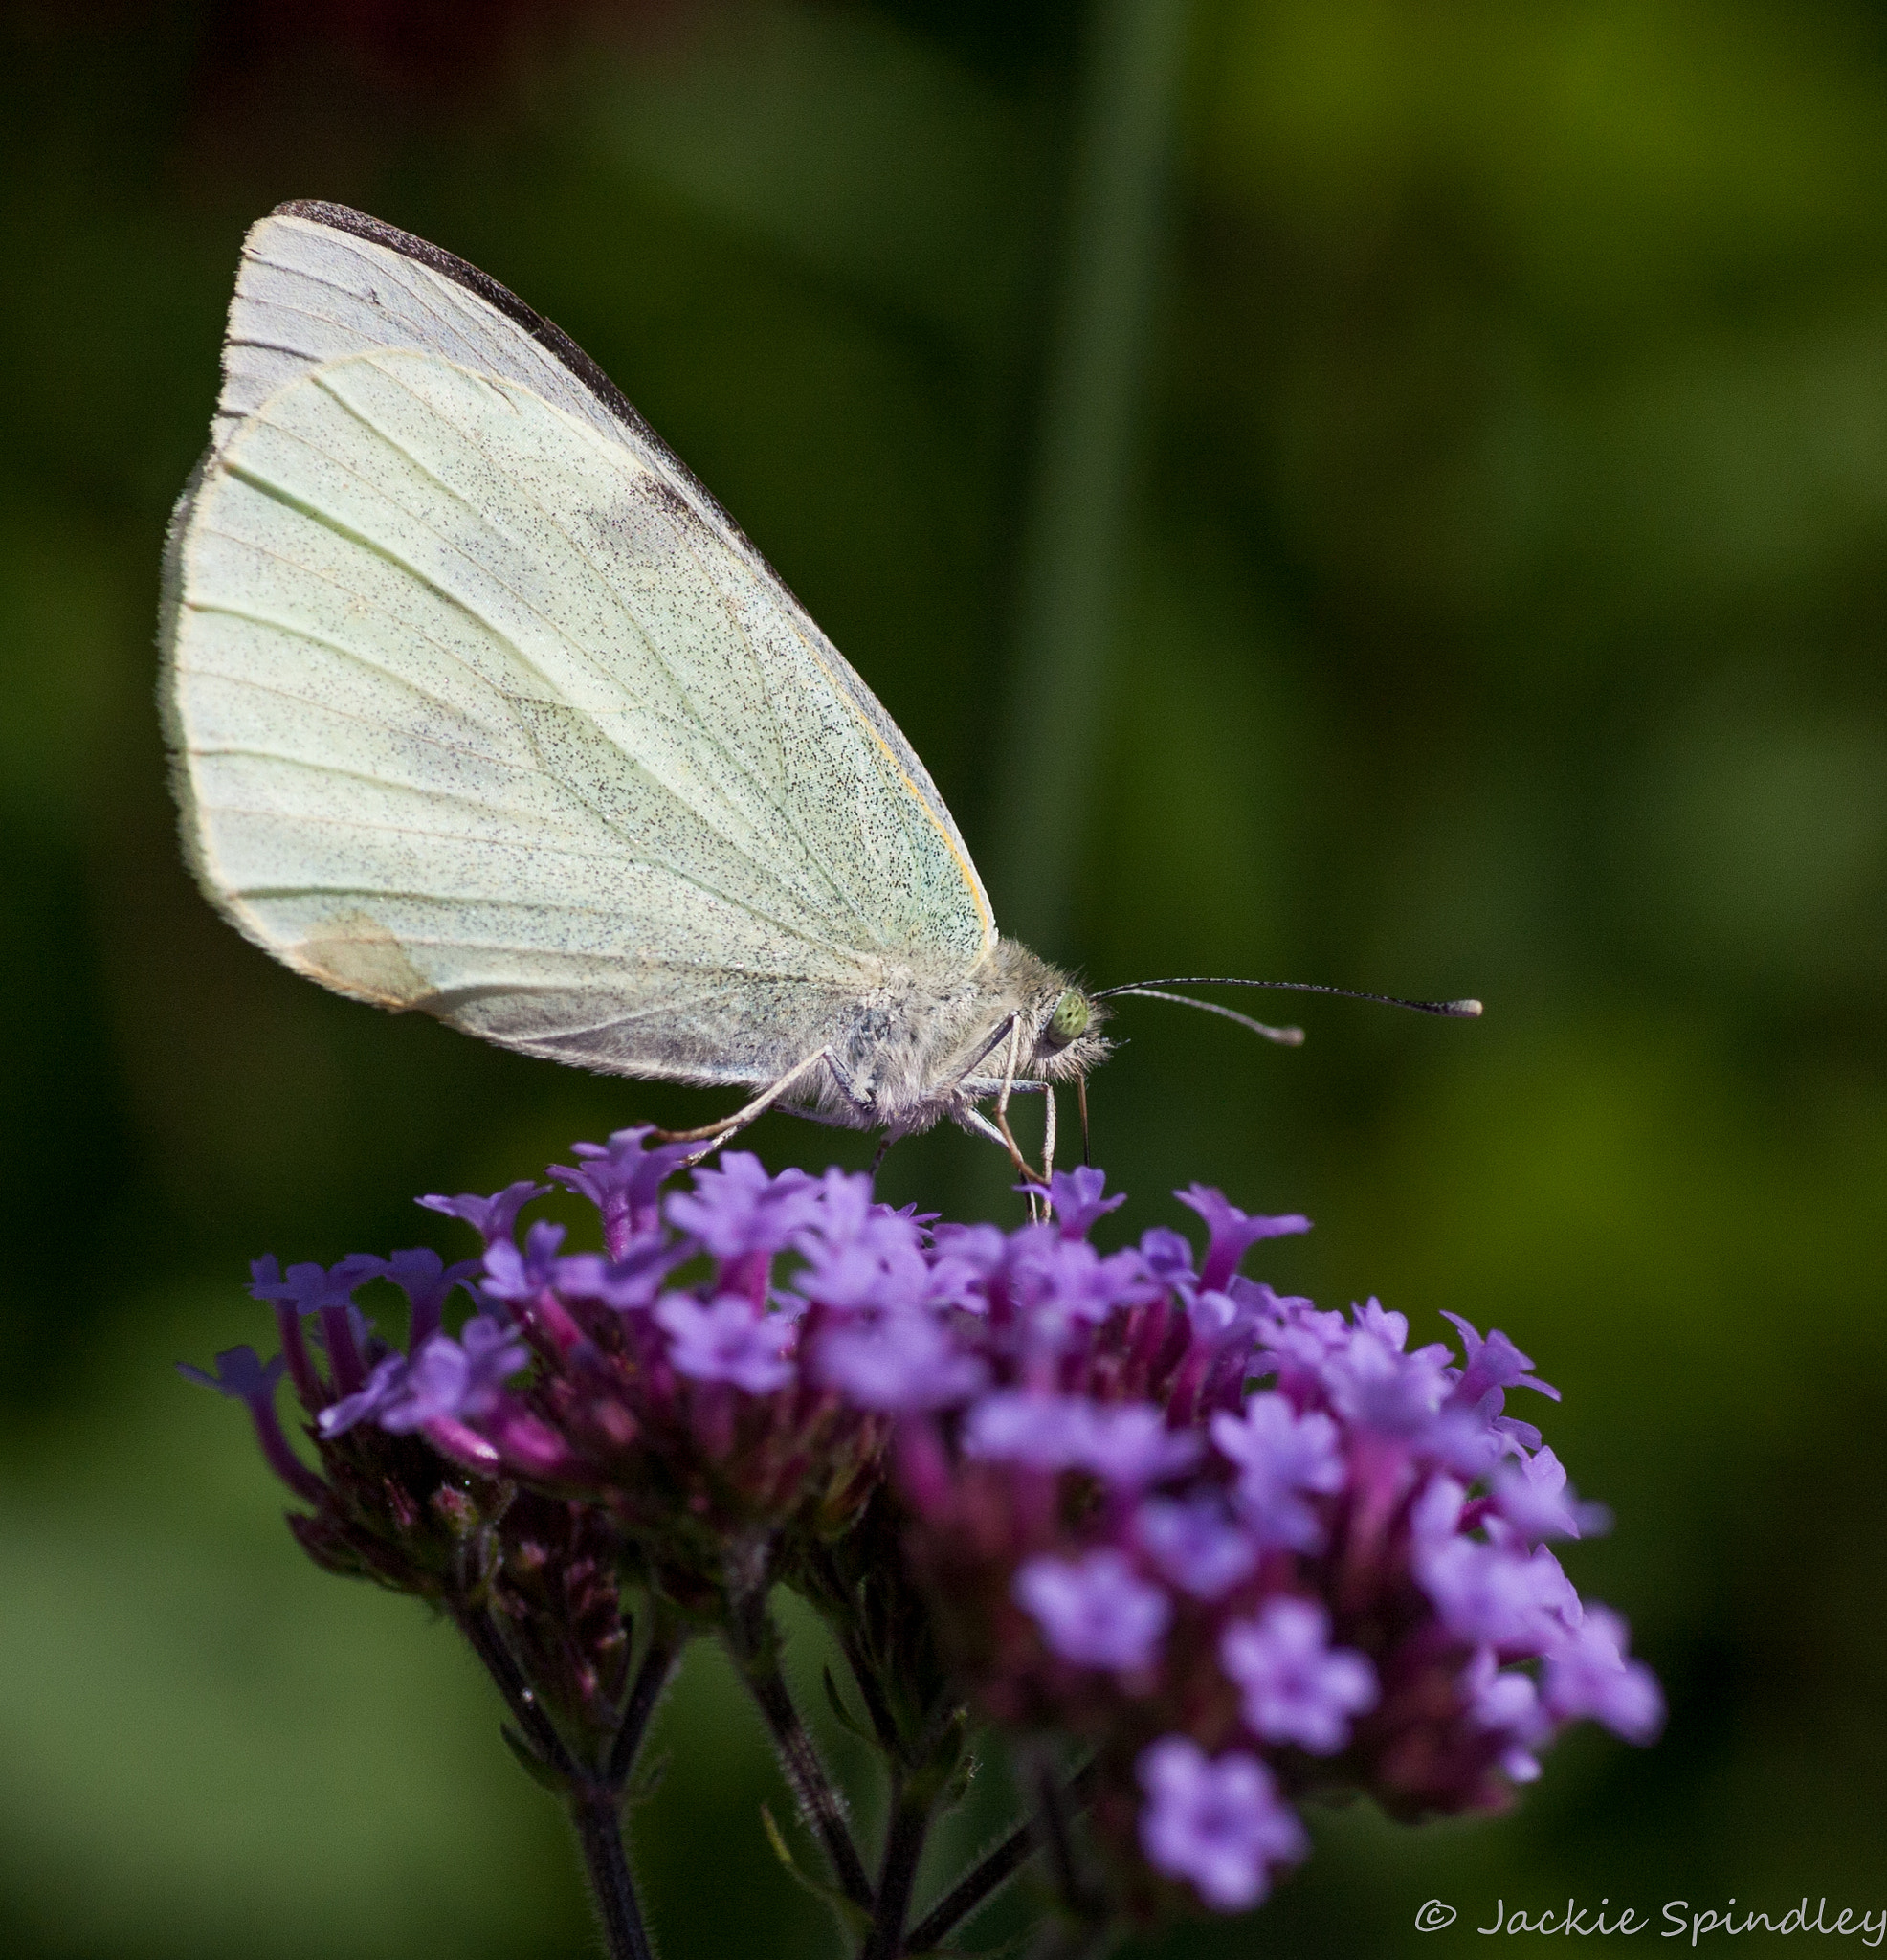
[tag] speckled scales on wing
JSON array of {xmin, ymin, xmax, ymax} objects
[
  {"xmin": 210, "ymin": 204, "xmax": 993, "ymax": 962},
  {"xmin": 166, "ymin": 328, "xmax": 1001, "ymax": 1084}
]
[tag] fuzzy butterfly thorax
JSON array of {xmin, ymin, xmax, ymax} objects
[{"xmin": 799, "ymin": 939, "xmax": 1110, "ymax": 1137}]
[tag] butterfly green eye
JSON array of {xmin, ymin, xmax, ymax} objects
[{"xmin": 1045, "ymin": 988, "xmax": 1091, "ymax": 1047}]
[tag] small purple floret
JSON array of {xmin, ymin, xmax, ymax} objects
[
  {"xmin": 1137, "ymin": 1736, "xmax": 1308, "ymax": 1910},
  {"xmin": 180, "ymin": 1345, "xmax": 326, "ymax": 1503},
  {"xmin": 1417, "ymin": 1536, "xmax": 1580, "ymax": 1648},
  {"xmin": 1320, "ymin": 1307, "xmax": 1453, "ymax": 1438},
  {"xmin": 380, "ymin": 1247, "xmax": 481, "ymax": 1350},
  {"xmin": 792, "ymin": 1189, "xmax": 930, "ymax": 1312},
  {"xmin": 556, "ymin": 1236, "xmax": 687, "ymax": 1313},
  {"xmin": 962, "ymin": 1391, "xmax": 1096, "ymax": 1471},
  {"xmin": 1045, "ymin": 1166, "xmax": 1127, "ymax": 1240},
  {"xmin": 318, "ymin": 1353, "xmax": 409, "ymax": 1437},
  {"xmin": 178, "ymin": 1345, "xmax": 284, "ymax": 1404},
  {"xmin": 1135, "ymin": 1495, "xmax": 1258, "ymax": 1598},
  {"xmin": 1078, "ymin": 1403, "xmax": 1202, "ymax": 1487},
  {"xmin": 552, "ymin": 1127, "xmax": 697, "ymax": 1256},
  {"xmin": 481, "ymin": 1220, "xmax": 566, "ymax": 1303},
  {"xmin": 1444, "ymin": 1311, "xmax": 1559, "ymax": 1410},
  {"xmin": 392, "ymin": 1318, "xmax": 529, "ymax": 1430},
  {"xmin": 1211, "ymin": 1393, "xmax": 1344, "ymax": 1549},
  {"xmin": 248, "ymin": 1254, "xmax": 383, "ymax": 1317},
  {"xmin": 1138, "ymin": 1227, "xmax": 1196, "ymax": 1289},
  {"xmin": 418, "ymin": 1180, "xmax": 548, "ymax": 1246},
  {"xmin": 964, "ymin": 1392, "xmax": 1197, "ymax": 1486},
  {"xmin": 1490, "ymin": 1445, "xmax": 1609, "ymax": 1544},
  {"xmin": 815, "ymin": 1311, "xmax": 988, "ymax": 1412},
  {"xmin": 663, "ymin": 1149, "xmax": 821, "ymax": 1259},
  {"xmin": 655, "ymin": 1294, "xmax": 794, "ymax": 1394},
  {"xmin": 1461, "ymin": 1646, "xmax": 1550, "ymax": 1782},
  {"xmin": 923, "ymin": 1223, "xmax": 1008, "ymax": 1310},
  {"xmin": 1542, "ymin": 1605, "xmax": 1664, "ymax": 1743},
  {"xmin": 320, "ymin": 1318, "xmax": 528, "ymax": 1437},
  {"xmin": 1220, "ymin": 1597, "xmax": 1377, "ymax": 1754},
  {"xmin": 1211, "ymin": 1394, "xmax": 1344, "ymax": 1492},
  {"xmin": 1013, "ymin": 1548, "xmax": 1171, "ymax": 1672},
  {"xmin": 1176, "ymin": 1185, "xmax": 1310, "ymax": 1291},
  {"xmin": 1001, "ymin": 1232, "xmax": 1157, "ymax": 1331}
]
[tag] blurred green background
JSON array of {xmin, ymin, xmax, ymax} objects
[{"xmin": 4, "ymin": 0, "xmax": 1884, "ymax": 1952}]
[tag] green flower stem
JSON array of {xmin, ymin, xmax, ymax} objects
[
  {"xmin": 905, "ymin": 1813, "xmax": 1039, "ymax": 1953},
  {"xmin": 456, "ymin": 1601, "xmax": 678, "ymax": 1960},
  {"xmin": 860, "ymin": 1772, "xmax": 941, "ymax": 1960},
  {"xmin": 452, "ymin": 1601, "xmax": 582, "ymax": 1783},
  {"xmin": 836, "ymin": 1623, "xmax": 906, "ymax": 1759},
  {"xmin": 904, "ymin": 1760, "xmax": 1099, "ymax": 1954},
  {"xmin": 608, "ymin": 1615, "xmax": 683, "ymax": 1784},
  {"xmin": 1032, "ymin": 1754, "xmax": 1110, "ymax": 1953},
  {"xmin": 568, "ymin": 1790, "xmax": 656, "ymax": 1960},
  {"xmin": 727, "ymin": 1592, "xmax": 876, "ymax": 1914}
]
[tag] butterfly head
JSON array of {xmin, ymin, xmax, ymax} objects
[{"xmin": 1017, "ymin": 966, "xmax": 1109, "ymax": 1083}]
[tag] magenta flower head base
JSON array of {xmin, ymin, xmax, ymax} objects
[{"xmin": 182, "ymin": 1137, "xmax": 1660, "ymax": 1960}]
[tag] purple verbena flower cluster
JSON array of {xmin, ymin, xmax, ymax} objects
[
  {"xmin": 184, "ymin": 1136, "xmax": 1660, "ymax": 1929},
  {"xmin": 886, "ymin": 1171, "xmax": 1663, "ymax": 1913}
]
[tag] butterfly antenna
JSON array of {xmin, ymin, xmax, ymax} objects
[
  {"xmin": 1103, "ymin": 986, "xmax": 1306, "ymax": 1046},
  {"xmin": 1093, "ymin": 976, "xmax": 1483, "ymax": 1021}
]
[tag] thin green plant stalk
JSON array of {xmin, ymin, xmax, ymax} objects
[
  {"xmin": 454, "ymin": 1602, "xmax": 679, "ymax": 1960},
  {"xmin": 991, "ymin": 0, "xmax": 1195, "ymax": 955},
  {"xmin": 726, "ymin": 1584, "xmax": 877, "ymax": 1917},
  {"xmin": 859, "ymin": 1771, "xmax": 942, "ymax": 1960}
]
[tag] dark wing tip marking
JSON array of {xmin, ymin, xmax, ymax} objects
[{"xmin": 268, "ymin": 201, "xmax": 766, "ymax": 568}]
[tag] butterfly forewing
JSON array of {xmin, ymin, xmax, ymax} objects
[{"xmin": 165, "ymin": 206, "xmax": 996, "ymax": 1089}]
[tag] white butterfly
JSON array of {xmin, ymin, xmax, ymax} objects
[{"xmin": 160, "ymin": 202, "xmax": 1109, "ymax": 1174}]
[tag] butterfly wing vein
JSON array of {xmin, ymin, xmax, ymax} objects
[{"xmin": 163, "ymin": 211, "xmax": 995, "ymax": 1092}]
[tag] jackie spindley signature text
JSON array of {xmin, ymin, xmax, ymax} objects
[{"xmin": 1413, "ymin": 1899, "xmax": 1887, "ymax": 1945}]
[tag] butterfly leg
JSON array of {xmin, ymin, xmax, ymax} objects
[
  {"xmin": 957, "ymin": 1095, "xmax": 1056, "ymax": 1216},
  {"xmin": 1018, "ymin": 1084, "xmax": 1058, "ymax": 1223},
  {"xmin": 945, "ymin": 1013, "xmax": 1054, "ymax": 1202},
  {"xmin": 991, "ymin": 1018, "xmax": 1051, "ymax": 1199},
  {"xmin": 654, "ymin": 1048, "xmax": 840, "ymax": 1157}
]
